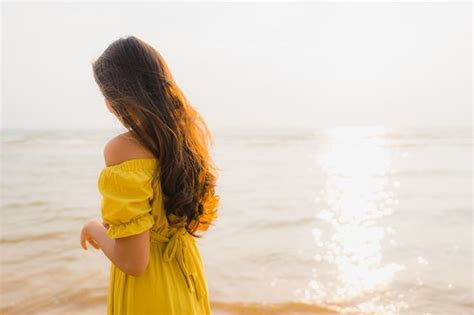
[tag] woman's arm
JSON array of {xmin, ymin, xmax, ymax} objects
[
  {"xmin": 81, "ymin": 132, "xmax": 154, "ymax": 276},
  {"xmin": 81, "ymin": 220, "xmax": 150, "ymax": 277}
]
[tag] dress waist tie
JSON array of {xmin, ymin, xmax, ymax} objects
[{"xmin": 150, "ymin": 226, "xmax": 204, "ymax": 301}]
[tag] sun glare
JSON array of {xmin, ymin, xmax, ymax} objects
[{"xmin": 297, "ymin": 127, "xmax": 405, "ymax": 313}]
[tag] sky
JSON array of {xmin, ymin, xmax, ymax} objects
[{"xmin": 2, "ymin": 2, "xmax": 472, "ymax": 131}]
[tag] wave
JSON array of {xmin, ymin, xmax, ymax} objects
[
  {"xmin": 210, "ymin": 300, "xmax": 360, "ymax": 315},
  {"xmin": 0, "ymin": 283, "xmax": 107, "ymax": 315},
  {"xmin": 0, "ymin": 231, "xmax": 65, "ymax": 244},
  {"xmin": 249, "ymin": 216, "xmax": 316, "ymax": 229},
  {"xmin": 324, "ymin": 169, "xmax": 472, "ymax": 177},
  {"xmin": 3, "ymin": 200, "xmax": 49, "ymax": 208}
]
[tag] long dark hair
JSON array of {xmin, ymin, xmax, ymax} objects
[{"xmin": 92, "ymin": 35, "xmax": 220, "ymax": 237}]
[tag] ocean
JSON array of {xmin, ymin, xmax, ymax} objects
[{"xmin": 1, "ymin": 126, "xmax": 472, "ymax": 314}]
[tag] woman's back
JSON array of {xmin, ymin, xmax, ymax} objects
[{"xmin": 98, "ymin": 134, "xmax": 211, "ymax": 314}]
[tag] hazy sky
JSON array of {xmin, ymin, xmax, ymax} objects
[{"xmin": 2, "ymin": 2, "xmax": 472, "ymax": 131}]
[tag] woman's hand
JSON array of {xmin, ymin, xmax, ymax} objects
[
  {"xmin": 79, "ymin": 219, "xmax": 149, "ymax": 277},
  {"xmin": 80, "ymin": 219, "xmax": 102, "ymax": 250}
]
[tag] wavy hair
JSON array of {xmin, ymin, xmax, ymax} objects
[{"xmin": 92, "ymin": 35, "xmax": 220, "ymax": 237}]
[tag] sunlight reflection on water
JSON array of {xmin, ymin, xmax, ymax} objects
[{"xmin": 296, "ymin": 127, "xmax": 407, "ymax": 314}]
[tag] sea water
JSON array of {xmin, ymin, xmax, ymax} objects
[{"xmin": 1, "ymin": 127, "xmax": 472, "ymax": 314}]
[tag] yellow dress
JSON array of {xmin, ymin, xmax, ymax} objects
[{"xmin": 97, "ymin": 158, "xmax": 212, "ymax": 315}]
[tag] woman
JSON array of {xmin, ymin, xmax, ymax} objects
[{"xmin": 80, "ymin": 35, "xmax": 220, "ymax": 315}]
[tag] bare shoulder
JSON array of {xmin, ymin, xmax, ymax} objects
[{"xmin": 103, "ymin": 131, "xmax": 155, "ymax": 167}]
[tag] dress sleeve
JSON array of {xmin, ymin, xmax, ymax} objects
[{"xmin": 98, "ymin": 167, "xmax": 156, "ymax": 239}]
